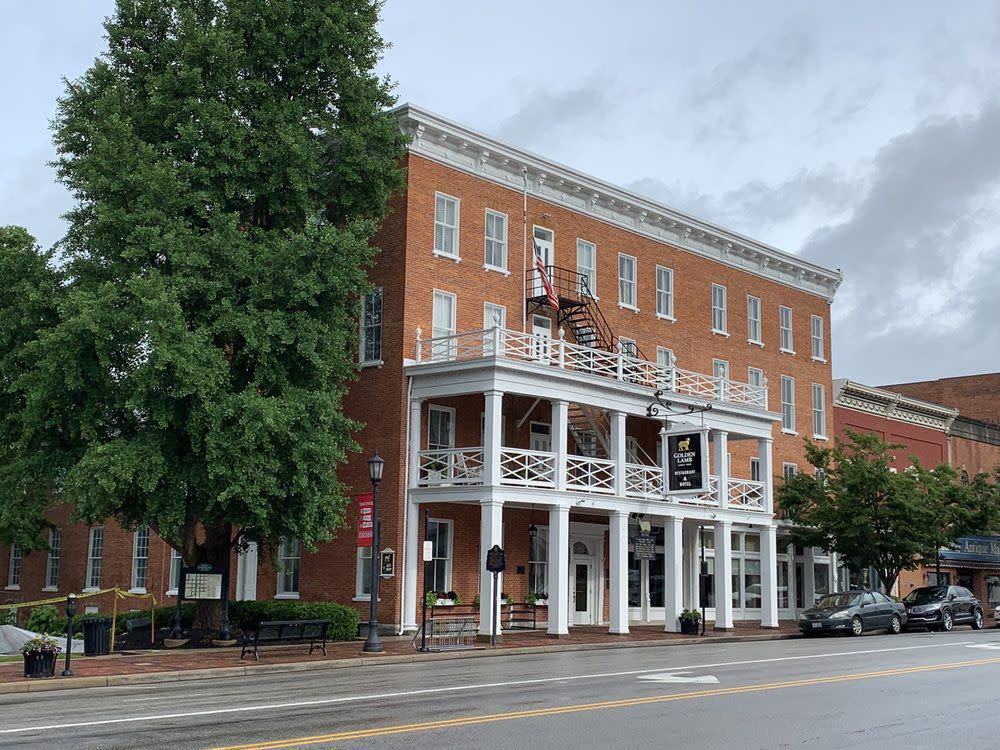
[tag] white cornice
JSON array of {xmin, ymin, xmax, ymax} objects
[
  {"xmin": 393, "ymin": 103, "xmax": 844, "ymax": 302},
  {"xmin": 833, "ymin": 379, "xmax": 958, "ymax": 432}
]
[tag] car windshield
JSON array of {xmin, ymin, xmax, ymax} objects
[
  {"xmin": 816, "ymin": 593, "xmax": 861, "ymax": 608},
  {"xmin": 904, "ymin": 588, "xmax": 947, "ymax": 604}
]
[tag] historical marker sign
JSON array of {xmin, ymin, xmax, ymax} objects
[
  {"xmin": 633, "ymin": 533, "xmax": 656, "ymax": 560},
  {"xmin": 486, "ymin": 544, "xmax": 506, "ymax": 573},
  {"xmin": 380, "ymin": 548, "xmax": 395, "ymax": 578}
]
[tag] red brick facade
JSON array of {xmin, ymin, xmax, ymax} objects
[{"xmin": 884, "ymin": 373, "xmax": 1000, "ymax": 426}]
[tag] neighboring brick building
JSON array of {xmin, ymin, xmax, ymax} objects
[
  {"xmin": 2, "ymin": 105, "xmax": 844, "ymax": 634},
  {"xmin": 884, "ymin": 373, "xmax": 1000, "ymax": 426}
]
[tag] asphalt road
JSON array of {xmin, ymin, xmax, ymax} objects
[{"xmin": 2, "ymin": 628, "xmax": 1000, "ymax": 749}]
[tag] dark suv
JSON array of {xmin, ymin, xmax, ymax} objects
[{"xmin": 903, "ymin": 585, "xmax": 985, "ymax": 631}]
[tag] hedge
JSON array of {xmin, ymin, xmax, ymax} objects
[{"xmin": 228, "ymin": 600, "xmax": 358, "ymax": 642}]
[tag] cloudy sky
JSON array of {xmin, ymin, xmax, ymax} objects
[{"xmin": 3, "ymin": 1, "xmax": 1000, "ymax": 385}]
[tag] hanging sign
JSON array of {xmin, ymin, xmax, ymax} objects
[
  {"xmin": 357, "ymin": 492, "xmax": 374, "ymax": 546},
  {"xmin": 380, "ymin": 548, "xmax": 395, "ymax": 578},
  {"xmin": 665, "ymin": 427, "xmax": 709, "ymax": 494}
]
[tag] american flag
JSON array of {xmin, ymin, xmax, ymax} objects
[{"xmin": 533, "ymin": 241, "xmax": 559, "ymax": 309}]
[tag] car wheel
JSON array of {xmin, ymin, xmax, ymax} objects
[
  {"xmin": 887, "ymin": 614, "xmax": 902, "ymax": 634},
  {"xmin": 940, "ymin": 609, "xmax": 954, "ymax": 632},
  {"xmin": 851, "ymin": 616, "xmax": 863, "ymax": 636},
  {"xmin": 972, "ymin": 609, "xmax": 984, "ymax": 630}
]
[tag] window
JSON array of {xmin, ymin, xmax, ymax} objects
[
  {"xmin": 277, "ymin": 538, "xmax": 301, "ymax": 597},
  {"xmin": 747, "ymin": 296, "xmax": 762, "ymax": 343},
  {"xmin": 812, "ymin": 383, "xmax": 827, "ymax": 438},
  {"xmin": 484, "ymin": 209, "xmax": 508, "ymax": 270},
  {"xmin": 428, "ymin": 405, "xmax": 455, "ymax": 450},
  {"xmin": 427, "ymin": 519, "xmax": 453, "ymax": 592},
  {"xmin": 926, "ymin": 571, "xmax": 951, "ymax": 586},
  {"xmin": 131, "ymin": 527, "xmax": 150, "ymax": 591},
  {"xmin": 656, "ymin": 266, "xmax": 674, "ymax": 318},
  {"xmin": 431, "ymin": 289, "xmax": 457, "ymax": 360},
  {"xmin": 168, "ymin": 548, "xmax": 182, "ymax": 593},
  {"xmin": 359, "ymin": 287, "xmax": 383, "ymax": 364},
  {"xmin": 657, "ymin": 347, "xmax": 675, "ymax": 368},
  {"xmin": 6, "ymin": 543, "xmax": 21, "ymax": 589},
  {"xmin": 750, "ymin": 458, "xmax": 760, "ymax": 482},
  {"xmin": 45, "ymin": 529, "xmax": 60, "ymax": 590},
  {"xmin": 577, "ymin": 240, "xmax": 597, "ymax": 297},
  {"xmin": 748, "ymin": 367, "xmax": 764, "ymax": 390},
  {"xmin": 811, "ymin": 315, "xmax": 825, "ymax": 360},
  {"xmin": 713, "ymin": 359, "xmax": 729, "ymax": 399},
  {"xmin": 780, "ymin": 375, "xmax": 796, "ymax": 432},
  {"xmin": 529, "ymin": 526, "xmax": 549, "ymax": 596},
  {"xmin": 483, "ymin": 303, "xmax": 506, "ymax": 354},
  {"xmin": 356, "ymin": 546, "xmax": 373, "ymax": 599},
  {"xmin": 619, "ymin": 337, "xmax": 638, "ymax": 358},
  {"xmin": 433, "ymin": 192, "xmax": 459, "ymax": 258},
  {"xmin": 85, "ymin": 527, "xmax": 104, "ymax": 590},
  {"xmin": 779, "ymin": 306, "xmax": 793, "ymax": 352},
  {"xmin": 618, "ymin": 254, "xmax": 637, "ymax": 308},
  {"xmin": 783, "ymin": 463, "xmax": 798, "ymax": 480},
  {"xmin": 712, "ymin": 284, "xmax": 727, "ymax": 333}
]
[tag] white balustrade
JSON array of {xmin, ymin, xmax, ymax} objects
[
  {"xmin": 566, "ymin": 455, "xmax": 615, "ymax": 494},
  {"xmin": 624, "ymin": 462, "xmax": 662, "ymax": 499},
  {"xmin": 728, "ymin": 479, "xmax": 765, "ymax": 510},
  {"xmin": 418, "ymin": 448, "xmax": 484, "ymax": 486},
  {"xmin": 498, "ymin": 448, "xmax": 556, "ymax": 488}
]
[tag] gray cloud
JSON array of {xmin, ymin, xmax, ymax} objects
[{"xmin": 496, "ymin": 79, "xmax": 616, "ymax": 151}]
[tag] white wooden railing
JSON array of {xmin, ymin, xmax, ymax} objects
[
  {"xmin": 414, "ymin": 326, "xmax": 767, "ymax": 409},
  {"xmin": 417, "ymin": 448, "xmax": 485, "ymax": 486},
  {"xmin": 728, "ymin": 479, "xmax": 765, "ymax": 510},
  {"xmin": 498, "ymin": 448, "xmax": 556, "ymax": 488},
  {"xmin": 566, "ymin": 455, "xmax": 615, "ymax": 494},
  {"xmin": 625, "ymin": 462, "xmax": 663, "ymax": 498}
]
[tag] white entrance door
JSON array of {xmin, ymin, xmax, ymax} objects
[
  {"xmin": 570, "ymin": 540, "xmax": 597, "ymax": 625},
  {"xmin": 532, "ymin": 314, "xmax": 552, "ymax": 362},
  {"xmin": 532, "ymin": 227, "xmax": 554, "ymax": 297}
]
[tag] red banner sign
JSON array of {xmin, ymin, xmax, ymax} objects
[{"xmin": 357, "ymin": 492, "xmax": 374, "ymax": 547}]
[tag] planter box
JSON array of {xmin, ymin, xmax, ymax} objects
[
  {"xmin": 23, "ymin": 652, "xmax": 57, "ymax": 679},
  {"xmin": 679, "ymin": 618, "xmax": 700, "ymax": 635}
]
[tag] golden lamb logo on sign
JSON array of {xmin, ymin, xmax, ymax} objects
[{"xmin": 676, "ymin": 437, "xmax": 691, "ymax": 451}]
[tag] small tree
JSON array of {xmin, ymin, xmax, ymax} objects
[{"xmin": 777, "ymin": 430, "xmax": 1000, "ymax": 593}]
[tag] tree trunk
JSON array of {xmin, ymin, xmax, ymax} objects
[{"xmin": 179, "ymin": 520, "xmax": 234, "ymax": 630}]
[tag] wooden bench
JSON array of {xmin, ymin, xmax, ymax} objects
[{"xmin": 240, "ymin": 619, "xmax": 330, "ymax": 660}]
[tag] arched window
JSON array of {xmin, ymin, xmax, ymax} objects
[
  {"xmin": 573, "ymin": 541, "xmax": 590, "ymax": 555},
  {"xmin": 960, "ymin": 470, "xmax": 970, "ymax": 486}
]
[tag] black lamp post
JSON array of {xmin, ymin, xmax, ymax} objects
[
  {"xmin": 62, "ymin": 593, "xmax": 77, "ymax": 677},
  {"xmin": 363, "ymin": 452, "xmax": 385, "ymax": 653}
]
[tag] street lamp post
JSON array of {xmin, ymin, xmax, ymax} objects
[
  {"xmin": 61, "ymin": 594, "xmax": 77, "ymax": 677},
  {"xmin": 363, "ymin": 452, "xmax": 385, "ymax": 654}
]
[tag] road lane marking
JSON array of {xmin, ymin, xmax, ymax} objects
[
  {"xmin": 636, "ymin": 672, "xmax": 719, "ymax": 684},
  {"xmin": 0, "ymin": 638, "xmax": 976, "ymax": 735},
  {"xmin": 212, "ymin": 656, "xmax": 1000, "ymax": 749}
]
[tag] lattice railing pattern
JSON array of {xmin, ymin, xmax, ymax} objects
[
  {"xmin": 624, "ymin": 462, "xmax": 662, "ymax": 499},
  {"xmin": 498, "ymin": 448, "xmax": 556, "ymax": 488},
  {"xmin": 566, "ymin": 455, "xmax": 615, "ymax": 494},
  {"xmin": 728, "ymin": 479, "xmax": 765, "ymax": 510},
  {"xmin": 418, "ymin": 449, "xmax": 484, "ymax": 486}
]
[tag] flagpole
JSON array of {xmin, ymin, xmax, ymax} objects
[{"xmin": 522, "ymin": 166, "xmax": 528, "ymax": 334}]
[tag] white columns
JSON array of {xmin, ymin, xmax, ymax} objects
[
  {"xmin": 714, "ymin": 519, "xmax": 734, "ymax": 630},
  {"xmin": 830, "ymin": 552, "xmax": 840, "ymax": 593},
  {"xmin": 483, "ymin": 390, "xmax": 503, "ymax": 486},
  {"xmin": 663, "ymin": 516, "xmax": 684, "ymax": 632},
  {"xmin": 552, "ymin": 399, "xmax": 569, "ymax": 492},
  {"xmin": 758, "ymin": 436, "xmax": 774, "ymax": 513},
  {"xmin": 547, "ymin": 504, "xmax": 571, "ymax": 636},
  {"xmin": 478, "ymin": 500, "xmax": 504, "ymax": 637},
  {"xmin": 610, "ymin": 410, "xmax": 627, "ymax": 497},
  {"xmin": 713, "ymin": 430, "xmax": 729, "ymax": 508},
  {"xmin": 760, "ymin": 524, "xmax": 779, "ymax": 628},
  {"xmin": 683, "ymin": 523, "xmax": 700, "ymax": 610},
  {"xmin": 403, "ymin": 398, "xmax": 423, "ymax": 631},
  {"xmin": 608, "ymin": 510, "xmax": 629, "ymax": 634}
]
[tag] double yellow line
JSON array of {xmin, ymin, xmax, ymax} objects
[{"xmin": 213, "ymin": 655, "xmax": 1000, "ymax": 749}]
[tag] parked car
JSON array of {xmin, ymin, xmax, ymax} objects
[
  {"xmin": 798, "ymin": 590, "xmax": 906, "ymax": 636},
  {"xmin": 995, "ymin": 604, "xmax": 999, "ymax": 627},
  {"xmin": 902, "ymin": 585, "xmax": 985, "ymax": 631}
]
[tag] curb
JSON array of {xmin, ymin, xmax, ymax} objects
[{"xmin": 0, "ymin": 632, "xmax": 798, "ymax": 695}]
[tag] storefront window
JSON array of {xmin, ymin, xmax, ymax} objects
[
  {"xmin": 986, "ymin": 576, "xmax": 1000, "ymax": 606},
  {"xmin": 777, "ymin": 560, "xmax": 790, "ymax": 609},
  {"xmin": 731, "ymin": 558, "xmax": 742, "ymax": 607},
  {"xmin": 649, "ymin": 553, "xmax": 665, "ymax": 607},
  {"xmin": 926, "ymin": 571, "xmax": 951, "ymax": 586},
  {"xmin": 795, "ymin": 562, "xmax": 806, "ymax": 609},
  {"xmin": 744, "ymin": 533, "xmax": 761, "ymax": 553},
  {"xmin": 813, "ymin": 563, "xmax": 830, "ymax": 605},
  {"xmin": 702, "ymin": 557, "xmax": 715, "ymax": 607},
  {"xmin": 528, "ymin": 527, "xmax": 548, "ymax": 596},
  {"xmin": 744, "ymin": 559, "xmax": 762, "ymax": 608},
  {"xmin": 628, "ymin": 551, "xmax": 642, "ymax": 607}
]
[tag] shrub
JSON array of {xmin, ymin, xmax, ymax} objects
[
  {"xmin": 25, "ymin": 605, "xmax": 65, "ymax": 635},
  {"xmin": 228, "ymin": 601, "xmax": 358, "ymax": 642}
]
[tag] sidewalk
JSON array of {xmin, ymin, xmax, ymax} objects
[{"xmin": 0, "ymin": 622, "xmax": 800, "ymax": 695}]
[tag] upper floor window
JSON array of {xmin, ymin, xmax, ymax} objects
[
  {"xmin": 277, "ymin": 538, "xmax": 301, "ymax": 597},
  {"xmin": 712, "ymin": 284, "xmax": 727, "ymax": 333},
  {"xmin": 619, "ymin": 336, "xmax": 638, "ymax": 358},
  {"xmin": 656, "ymin": 266, "xmax": 674, "ymax": 319},
  {"xmin": 618, "ymin": 254, "xmax": 637, "ymax": 309},
  {"xmin": 747, "ymin": 296, "xmax": 762, "ymax": 344},
  {"xmin": 6, "ymin": 543, "xmax": 21, "ymax": 589},
  {"xmin": 431, "ymin": 289, "xmax": 457, "ymax": 361},
  {"xmin": 780, "ymin": 376, "xmax": 796, "ymax": 432},
  {"xmin": 45, "ymin": 529, "xmax": 61, "ymax": 590},
  {"xmin": 433, "ymin": 192, "xmax": 460, "ymax": 258},
  {"xmin": 713, "ymin": 359, "xmax": 730, "ymax": 400},
  {"xmin": 86, "ymin": 526, "xmax": 104, "ymax": 590},
  {"xmin": 750, "ymin": 458, "xmax": 761, "ymax": 482},
  {"xmin": 748, "ymin": 367, "xmax": 765, "ymax": 389},
  {"xmin": 812, "ymin": 383, "xmax": 827, "ymax": 438},
  {"xmin": 657, "ymin": 347, "xmax": 675, "ymax": 368},
  {"xmin": 484, "ymin": 209, "xmax": 508, "ymax": 270},
  {"xmin": 360, "ymin": 287, "xmax": 383, "ymax": 365},
  {"xmin": 131, "ymin": 527, "xmax": 150, "ymax": 591},
  {"xmin": 783, "ymin": 463, "xmax": 798, "ymax": 480},
  {"xmin": 811, "ymin": 315, "xmax": 825, "ymax": 361},
  {"xmin": 577, "ymin": 240, "xmax": 597, "ymax": 297},
  {"xmin": 779, "ymin": 306, "xmax": 794, "ymax": 352}
]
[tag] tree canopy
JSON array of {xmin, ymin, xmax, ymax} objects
[
  {"xmin": 0, "ymin": 0, "xmax": 406, "ymax": 619},
  {"xmin": 776, "ymin": 430, "xmax": 1000, "ymax": 593}
]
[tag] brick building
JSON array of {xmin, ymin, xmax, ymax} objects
[
  {"xmin": 884, "ymin": 373, "xmax": 1000, "ymax": 426},
  {"xmin": 2, "ymin": 105, "xmax": 844, "ymax": 633}
]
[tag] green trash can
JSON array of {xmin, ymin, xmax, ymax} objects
[{"xmin": 82, "ymin": 617, "xmax": 112, "ymax": 656}]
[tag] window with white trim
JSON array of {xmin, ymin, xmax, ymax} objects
[
  {"xmin": 6, "ymin": 543, "xmax": 21, "ymax": 589},
  {"xmin": 747, "ymin": 295, "xmax": 762, "ymax": 343},
  {"xmin": 748, "ymin": 367, "xmax": 764, "ymax": 389},
  {"xmin": 783, "ymin": 463, "xmax": 798, "ymax": 480},
  {"xmin": 433, "ymin": 192, "xmax": 459, "ymax": 258},
  {"xmin": 356, "ymin": 546, "xmax": 372, "ymax": 599},
  {"xmin": 483, "ymin": 302, "xmax": 506, "ymax": 354},
  {"xmin": 812, "ymin": 383, "xmax": 827, "ymax": 438},
  {"xmin": 780, "ymin": 376, "xmax": 796, "ymax": 432},
  {"xmin": 713, "ymin": 358, "xmax": 729, "ymax": 399},
  {"xmin": 168, "ymin": 548, "xmax": 182, "ymax": 593},
  {"xmin": 577, "ymin": 240, "xmax": 597, "ymax": 297},
  {"xmin": 45, "ymin": 529, "xmax": 61, "ymax": 590},
  {"xmin": 750, "ymin": 458, "xmax": 761, "ymax": 482},
  {"xmin": 529, "ymin": 526, "xmax": 549, "ymax": 597},
  {"xmin": 619, "ymin": 336, "xmax": 638, "ymax": 358},
  {"xmin": 656, "ymin": 347, "xmax": 674, "ymax": 368},
  {"xmin": 811, "ymin": 315, "xmax": 825, "ymax": 360},
  {"xmin": 779, "ymin": 306, "xmax": 793, "ymax": 352},
  {"xmin": 276, "ymin": 538, "xmax": 301, "ymax": 597},
  {"xmin": 427, "ymin": 519, "xmax": 453, "ymax": 593},
  {"xmin": 485, "ymin": 209, "xmax": 508, "ymax": 270},
  {"xmin": 359, "ymin": 287, "xmax": 382, "ymax": 364},
  {"xmin": 131, "ymin": 527, "xmax": 150, "ymax": 591},
  {"xmin": 712, "ymin": 284, "xmax": 727, "ymax": 333},
  {"xmin": 618, "ymin": 254, "xmax": 637, "ymax": 308},
  {"xmin": 656, "ymin": 266, "xmax": 673, "ymax": 318},
  {"xmin": 431, "ymin": 289, "xmax": 457, "ymax": 361},
  {"xmin": 85, "ymin": 527, "xmax": 104, "ymax": 590}
]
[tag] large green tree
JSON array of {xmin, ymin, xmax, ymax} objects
[
  {"xmin": 1, "ymin": 0, "xmax": 405, "ymax": 625},
  {"xmin": 776, "ymin": 430, "xmax": 1000, "ymax": 594}
]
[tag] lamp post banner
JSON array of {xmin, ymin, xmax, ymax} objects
[{"xmin": 357, "ymin": 493, "xmax": 375, "ymax": 547}]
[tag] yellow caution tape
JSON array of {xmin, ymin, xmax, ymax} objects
[{"xmin": 0, "ymin": 586, "xmax": 157, "ymax": 611}]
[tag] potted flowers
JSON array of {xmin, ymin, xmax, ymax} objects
[
  {"xmin": 21, "ymin": 634, "xmax": 62, "ymax": 678},
  {"xmin": 679, "ymin": 609, "xmax": 701, "ymax": 635}
]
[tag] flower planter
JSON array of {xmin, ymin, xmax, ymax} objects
[
  {"xmin": 23, "ymin": 651, "xmax": 57, "ymax": 679},
  {"xmin": 679, "ymin": 618, "xmax": 700, "ymax": 635}
]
